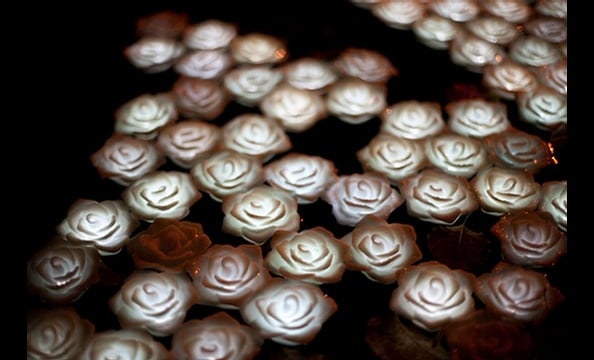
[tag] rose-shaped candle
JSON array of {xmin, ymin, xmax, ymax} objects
[
  {"xmin": 449, "ymin": 31, "xmax": 506, "ymax": 73},
  {"xmin": 483, "ymin": 128, "xmax": 555, "ymax": 174},
  {"xmin": 114, "ymin": 93, "xmax": 178, "ymax": 140},
  {"xmin": 333, "ymin": 47, "xmax": 398, "ymax": 84},
  {"xmin": 538, "ymin": 180, "xmax": 567, "ymax": 232},
  {"xmin": 57, "ymin": 198, "xmax": 140, "ymax": 256},
  {"xmin": 260, "ymin": 83, "xmax": 327, "ymax": 133},
  {"xmin": 325, "ymin": 77, "xmax": 388, "ymax": 124},
  {"xmin": 127, "ymin": 218, "xmax": 212, "ymax": 274},
  {"xmin": 517, "ymin": 85, "xmax": 567, "ymax": 132},
  {"xmin": 171, "ymin": 76, "xmax": 230, "ymax": 120},
  {"xmin": 188, "ymin": 244, "xmax": 272, "ymax": 309},
  {"xmin": 282, "ymin": 57, "xmax": 338, "ymax": 93},
  {"xmin": 239, "ymin": 278, "xmax": 338, "ymax": 346},
  {"xmin": 182, "ymin": 19, "xmax": 238, "ymax": 50},
  {"xmin": 482, "ymin": 60, "xmax": 539, "ymax": 100},
  {"xmin": 265, "ymin": 227, "xmax": 348, "ymax": 284},
  {"xmin": 443, "ymin": 309, "xmax": 535, "ymax": 360},
  {"xmin": 221, "ymin": 113, "xmax": 292, "ymax": 161},
  {"xmin": 190, "ymin": 149, "xmax": 265, "ymax": 201},
  {"xmin": 465, "ymin": 15, "xmax": 521, "ymax": 45},
  {"xmin": 321, "ymin": 173, "xmax": 404, "ymax": 227},
  {"xmin": 412, "ymin": 13, "xmax": 461, "ymax": 50},
  {"xmin": 173, "ymin": 49, "xmax": 235, "ymax": 79},
  {"xmin": 537, "ymin": 58, "xmax": 566, "ymax": 95},
  {"xmin": 474, "ymin": 262, "xmax": 564, "ymax": 324},
  {"xmin": 27, "ymin": 307, "xmax": 95, "ymax": 360},
  {"xmin": 399, "ymin": 168, "xmax": 479, "ymax": 225},
  {"xmin": 356, "ymin": 133, "xmax": 428, "ymax": 185},
  {"xmin": 221, "ymin": 184, "xmax": 301, "ymax": 245},
  {"xmin": 446, "ymin": 98, "xmax": 511, "ymax": 138},
  {"xmin": 91, "ymin": 133, "xmax": 166, "ymax": 186},
  {"xmin": 263, "ymin": 152, "xmax": 339, "ymax": 204},
  {"xmin": 78, "ymin": 328, "xmax": 170, "ymax": 360},
  {"xmin": 229, "ymin": 32, "xmax": 288, "ymax": 65},
  {"xmin": 523, "ymin": 16, "xmax": 566, "ymax": 44},
  {"xmin": 109, "ymin": 270, "xmax": 199, "ymax": 337},
  {"xmin": 424, "ymin": 132, "xmax": 490, "ymax": 178},
  {"xmin": 171, "ymin": 311, "xmax": 263, "ymax": 360},
  {"xmin": 223, "ymin": 64, "xmax": 284, "ymax": 106},
  {"xmin": 122, "ymin": 170, "xmax": 202, "ymax": 222},
  {"xmin": 27, "ymin": 238, "xmax": 101, "ymax": 305},
  {"xmin": 124, "ymin": 37, "xmax": 185, "ymax": 73},
  {"xmin": 491, "ymin": 210, "xmax": 567, "ymax": 268},
  {"xmin": 470, "ymin": 166, "xmax": 542, "ymax": 216},
  {"xmin": 509, "ymin": 35, "xmax": 563, "ymax": 68},
  {"xmin": 341, "ymin": 215, "xmax": 422, "ymax": 284},
  {"xmin": 389, "ymin": 261, "xmax": 476, "ymax": 332},
  {"xmin": 429, "ymin": 0, "xmax": 480, "ymax": 22},
  {"xmin": 379, "ymin": 100, "xmax": 446, "ymax": 140},
  {"xmin": 370, "ymin": 0, "xmax": 426, "ymax": 30},
  {"xmin": 535, "ymin": 0, "xmax": 567, "ymax": 19},
  {"xmin": 481, "ymin": 0, "xmax": 533, "ymax": 23},
  {"xmin": 155, "ymin": 119, "xmax": 222, "ymax": 169}
]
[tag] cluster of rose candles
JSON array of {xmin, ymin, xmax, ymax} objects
[{"xmin": 27, "ymin": 1, "xmax": 567, "ymax": 359}]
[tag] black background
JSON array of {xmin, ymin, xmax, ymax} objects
[{"xmin": 27, "ymin": 1, "xmax": 571, "ymax": 359}]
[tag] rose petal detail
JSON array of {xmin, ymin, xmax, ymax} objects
[
  {"xmin": 491, "ymin": 210, "xmax": 567, "ymax": 267},
  {"xmin": 446, "ymin": 98, "xmax": 511, "ymax": 138},
  {"xmin": 91, "ymin": 133, "xmax": 166, "ymax": 186},
  {"xmin": 380, "ymin": 100, "xmax": 446, "ymax": 140},
  {"xmin": 171, "ymin": 312, "xmax": 263, "ymax": 360},
  {"xmin": 156, "ymin": 119, "xmax": 222, "ymax": 169},
  {"xmin": 27, "ymin": 307, "xmax": 95, "ymax": 360},
  {"xmin": 124, "ymin": 37, "xmax": 185, "ymax": 73},
  {"xmin": 465, "ymin": 15, "xmax": 522, "ymax": 45},
  {"xmin": 265, "ymin": 227, "xmax": 348, "ymax": 284},
  {"xmin": 517, "ymin": 85, "xmax": 567, "ymax": 132},
  {"xmin": 538, "ymin": 180, "xmax": 567, "ymax": 232},
  {"xmin": 260, "ymin": 83, "xmax": 327, "ymax": 133},
  {"xmin": 424, "ymin": 132, "xmax": 491, "ymax": 178},
  {"xmin": 264, "ymin": 152, "xmax": 339, "ymax": 204},
  {"xmin": 189, "ymin": 244, "xmax": 272, "ymax": 309},
  {"xmin": 27, "ymin": 238, "xmax": 101, "ymax": 305},
  {"xmin": 326, "ymin": 78, "xmax": 388, "ymax": 124},
  {"xmin": 109, "ymin": 270, "xmax": 199, "ymax": 337},
  {"xmin": 122, "ymin": 170, "xmax": 202, "ymax": 222},
  {"xmin": 282, "ymin": 57, "xmax": 339, "ymax": 93},
  {"xmin": 173, "ymin": 49, "xmax": 235, "ymax": 79},
  {"xmin": 222, "ymin": 185, "xmax": 301, "ymax": 245},
  {"xmin": 229, "ymin": 32, "xmax": 288, "ymax": 65},
  {"xmin": 79, "ymin": 328, "xmax": 169, "ymax": 360},
  {"xmin": 341, "ymin": 215, "xmax": 422, "ymax": 284},
  {"xmin": 322, "ymin": 173, "xmax": 405, "ymax": 227},
  {"xmin": 190, "ymin": 149, "xmax": 265, "ymax": 201},
  {"xmin": 389, "ymin": 261, "xmax": 476, "ymax": 332},
  {"xmin": 114, "ymin": 93, "xmax": 178, "ymax": 140},
  {"xmin": 412, "ymin": 13, "xmax": 462, "ymax": 50},
  {"xmin": 474, "ymin": 262, "xmax": 564, "ymax": 324},
  {"xmin": 223, "ymin": 64, "xmax": 284, "ymax": 106},
  {"xmin": 239, "ymin": 278, "xmax": 338, "ymax": 346},
  {"xmin": 221, "ymin": 113, "xmax": 292, "ymax": 161},
  {"xmin": 357, "ymin": 133, "xmax": 428, "ymax": 184},
  {"xmin": 57, "ymin": 198, "xmax": 140, "ymax": 256},
  {"xmin": 470, "ymin": 166, "xmax": 542, "ymax": 216},
  {"xmin": 182, "ymin": 19, "xmax": 238, "ymax": 50},
  {"xmin": 127, "ymin": 218, "xmax": 212, "ymax": 273},
  {"xmin": 399, "ymin": 168, "xmax": 479, "ymax": 225},
  {"xmin": 333, "ymin": 47, "xmax": 398, "ymax": 83},
  {"xmin": 171, "ymin": 76, "xmax": 230, "ymax": 120}
]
